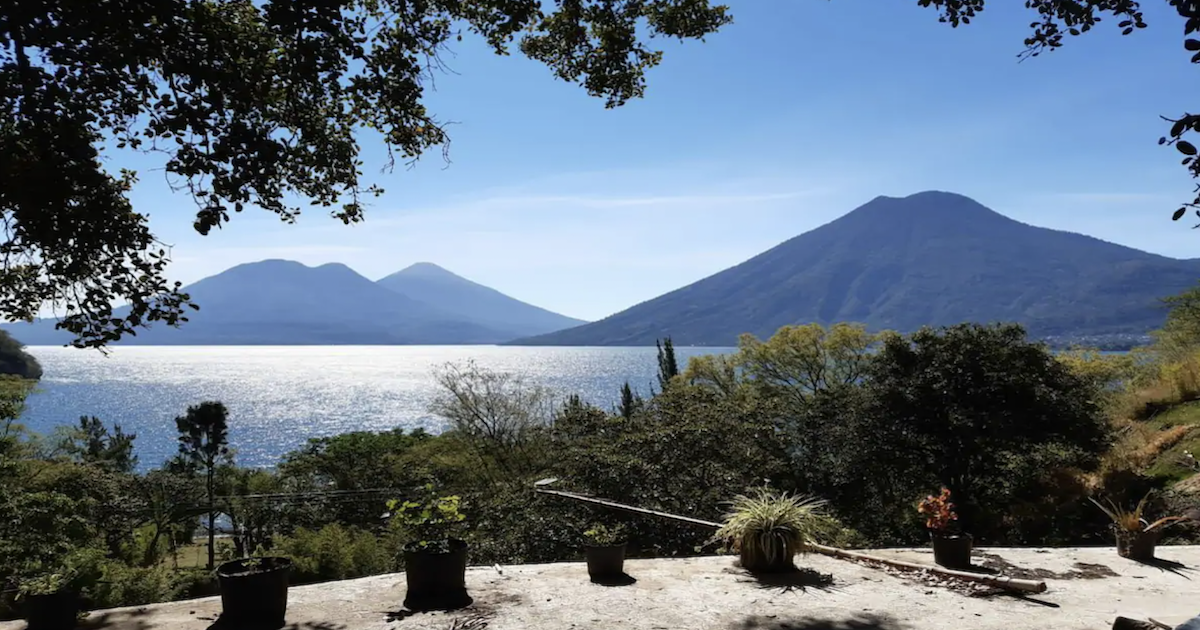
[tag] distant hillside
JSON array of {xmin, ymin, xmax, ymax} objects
[
  {"xmin": 3, "ymin": 260, "xmax": 514, "ymax": 345},
  {"xmin": 376, "ymin": 263, "xmax": 585, "ymax": 338},
  {"xmin": 508, "ymin": 191, "xmax": 1200, "ymax": 346}
]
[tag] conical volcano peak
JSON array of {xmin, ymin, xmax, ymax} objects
[
  {"xmin": 508, "ymin": 191, "xmax": 1199, "ymax": 347},
  {"xmin": 395, "ymin": 262, "xmax": 459, "ymax": 278},
  {"xmin": 844, "ymin": 190, "xmax": 1011, "ymax": 228}
]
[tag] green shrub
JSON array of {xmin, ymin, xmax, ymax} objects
[
  {"xmin": 460, "ymin": 483, "xmax": 599, "ymax": 565},
  {"xmin": 86, "ymin": 562, "xmax": 173, "ymax": 610},
  {"xmin": 169, "ymin": 569, "xmax": 219, "ymax": 601},
  {"xmin": 275, "ymin": 524, "xmax": 392, "ymax": 584}
]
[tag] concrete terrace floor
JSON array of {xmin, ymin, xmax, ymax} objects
[{"xmin": 4, "ymin": 546, "xmax": 1200, "ymax": 630}]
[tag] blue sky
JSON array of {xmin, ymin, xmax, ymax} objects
[{"xmin": 123, "ymin": 1, "xmax": 1199, "ymax": 322}]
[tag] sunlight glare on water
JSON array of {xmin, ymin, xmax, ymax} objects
[{"xmin": 21, "ymin": 345, "xmax": 732, "ymax": 469}]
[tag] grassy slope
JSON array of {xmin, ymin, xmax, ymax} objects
[{"xmin": 1140, "ymin": 401, "xmax": 1200, "ymax": 484}]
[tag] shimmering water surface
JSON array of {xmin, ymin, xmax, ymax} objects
[{"xmin": 20, "ymin": 345, "xmax": 733, "ymax": 469}]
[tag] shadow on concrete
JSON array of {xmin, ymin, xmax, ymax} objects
[
  {"xmin": 80, "ymin": 607, "xmax": 154, "ymax": 630},
  {"xmin": 975, "ymin": 552, "xmax": 1119, "ymax": 581},
  {"xmin": 746, "ymin": 568, "xmax": 836, "ymax": 594},
  {"xmin": 590, "ymin": 572, "xmax": 637, "ymax": 587},
  {"xmin": 1135, "ymin": 555, "xmax": 1192, "ymax": 579},
  {"xmin": 988, "ymin": 592, "xmax": 1062, "ymax": 609},
  {"xmin": 205, "ymin": 618, "xmax": 347, "ymax": 630},
  {"xmin": 384, "ymin": 610, "xmax": 493, "ymax": 629},
  {"xmin": 731, "ymin": 612, "xmax": 910, "ymax": 630},
  {"xmin": 385, "ymin": 609, "xmax": 418, "ymax": 623},
  {"xmin": 385, "ymin": 607, "xmax": 496, "ymax": 626}
]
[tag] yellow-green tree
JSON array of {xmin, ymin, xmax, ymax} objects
[{"xmin": 735, "ymin": 323, "xmax": 888, "ymax": 407}]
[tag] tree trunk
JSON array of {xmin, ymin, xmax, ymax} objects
[
  {"xmin": 143, "ymin": 524, "xmax": 164, "ymax": 567},
  {"xmin": 206, "ymin": 467, "xmax": 215, "ymax": 570}
]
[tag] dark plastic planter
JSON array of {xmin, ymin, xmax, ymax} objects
[
  {"xmin": 1115, "ymin": 528, "xmax": 1160, "ymax": 562},
  {"xmin": 930, "ymin": 532, "xmax": 973, "ymax": 570},
  {"xmin": 216, "ymin": 556, "xmax": 292, "ymax": 630},
  {"xmin": 24, "ymin": 590, "xmax": 79, "ymax": 630},
  {"xmin": 403, "ymin": 538, "xmax": 471, "ymax": 612},
  {"xmin": 584, "ymin": 543, "xmax": 627, "ymax": 582}
]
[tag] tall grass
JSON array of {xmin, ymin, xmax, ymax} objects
[
  {"xmin": 1114, "ymin": 352, "xmax": 1200, "ymax": 421},
  {"xmin": 711, "ymin": 489, "xmax": 833, "ymax": 573}
]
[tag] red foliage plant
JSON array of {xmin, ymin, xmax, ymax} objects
[{"xmin": 917, "ymin": 487, "xmax": 958, "ymax": 532}]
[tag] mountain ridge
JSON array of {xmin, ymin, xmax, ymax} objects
[
  {"xmin": 375, "ymin": 262, "xmax": 586, "ymax": 338},
  {"xmin": 3, "ymin": 260, "xmax": 583, "ymax": 346},
  {"xmin": 506, "ymin": 191, "xmax": 1200, "ymax": 347}
]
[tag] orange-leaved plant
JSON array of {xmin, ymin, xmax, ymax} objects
[{"xmin": 917, "ymin": 487, "xmax": 958, "ymax": 532}]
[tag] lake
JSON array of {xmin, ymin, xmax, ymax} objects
[{"xmin": 18, "ymin": 345, "xmax": 734, "ymax": 470}]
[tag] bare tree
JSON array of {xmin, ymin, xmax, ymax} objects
[{"xmin": 430, "ymin": 361, "xmax": 556, "ymax": 480}]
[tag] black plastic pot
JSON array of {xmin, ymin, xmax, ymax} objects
[
  {"xmin": 216, "ymin": 556, "xmax": 292, "ymax": 630},
  {"xmin": 403, "ymin": 538, "xmax": 471, "ymax": 612},
  {"xmin": 1115, "ymin": 528, "xmax": 1160, "ymax": 562},
  {"xmin": 930, "ymin": 532, "xmax": 973, "ymax": 570},
  {"xmin": 24, "ymin": 590, "xmax": 79, "ymax": 630},
  {"xmin": 585, "ymin": 543, "xmax": 627, "ymax": 582}
]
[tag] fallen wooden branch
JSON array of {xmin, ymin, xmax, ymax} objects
[
  {"xmin": 534, "ymin": 486, "xmax": 1048, "ymax": 595},
  {"xmin": 808, "ymin": 543, "xmax": 1047, "ymax": 594}
]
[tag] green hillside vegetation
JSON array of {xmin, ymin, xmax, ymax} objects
[
  {"xmin": 3, "ymin": 292, "xmax": 1200, "ymax": 618},
  {"xmin": 1065, "ymin": 283, "xmax": 1200, "ymax": 504},
  {"xmin": 0, "ymin": 330, "xmax": 41, "ymax": 380}
]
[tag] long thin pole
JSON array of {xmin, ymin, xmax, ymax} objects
[{"xmin": 534, "ymin": 487, "xmax": 1047, "ymax": 595}]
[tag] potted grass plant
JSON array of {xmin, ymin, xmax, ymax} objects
[
  {"xmin": 711, "ymin": 488, "xmax": 831, "ymax": 574},
  {"xmin": 215, "ymin": 555, "xmax": 293, "ymax": 629},
  {"xmin": 918, "ymin": 488, "xmax": 972, "ymax": 570},
  {"xmin": 1090, "ymin": 492, "xmax": 1192, "ymax": 562},
  {"xmin": 387, "ymin": 484, "xmax": 470, "ymax": 612},
  {"xmin": 582, "ymin": 523, "xmax": 629, "ymax": 583}
]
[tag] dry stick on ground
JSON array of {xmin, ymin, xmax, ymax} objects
[
  {"xmin": 533, "ymin": 487, "xmax": 1048, "ymax": 595},
  {"xmin": 809, "ymin": 543, "xmax": 1046, "ymax": 594}
]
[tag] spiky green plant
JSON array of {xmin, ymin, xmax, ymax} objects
[
  {"xmin": 1089, "ymin": 492, "xmax": 1190, "ymax": 533},
  {"xmin": 711, "ymin": 489, "xmax": 832, "ymax": 573}
]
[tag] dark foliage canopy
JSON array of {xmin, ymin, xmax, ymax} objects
[
  {"xmin": 854, "ymin": 323, "xmax": 1110, "ymax": 540},
  {"xmin": 0, "ymin": 0, "xmax": 730, "ymax": 348}
]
